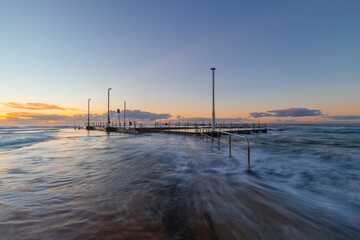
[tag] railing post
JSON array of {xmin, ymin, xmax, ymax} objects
[
  {"xmin": 211, "ymin": 130, "xmax": 213, "ymax": 144},
  {"xmin": 248, "ymin": 143, "xmax": 251, "ymax": 171},
  {"xmin": 218, "ymin": 132, "xmax": 220, "ymax": 150},
  {"xmin": 229, "ymin": 135, "xmax": 231, "ymax": 156}
]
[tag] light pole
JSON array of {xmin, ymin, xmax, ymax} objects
[
  {"xmin": 87, "ymin": 99, "xmax": 91, "ymax": 127},
  {"xmin": 123, "ymin": 100, "xmax": 126, "ymax": 128},
  {"xmin": 107, "ymin": 88, "xmax": 112, "ymax": 127},
  {"xmin": 211, "ymin": 67, "xmax": 216, "ymax": 131}
]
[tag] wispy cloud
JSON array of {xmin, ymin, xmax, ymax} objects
[
  {"xmin": 2, "ymin": 102, "xmax": 79, "ymax": 111},
  {"xmin": 326, "ymin": 115, "xmax": 360, "ymax": 120},
  {"xmin": 249, "ymin": 112, "xmax": 273, "ymax": 118},
  {"xmin": 250, "ymin": 107, "xmax": 323, "ymax": 118},
  {"xmin": 0, "ymin": 109, "xmax": 171, "ymax": 125},
  {"xmin": 121, "ymin": 110, "xmax": 171, "ymax": 121},
  {"xmin": 175, "ymin": 116, "xmax": 252, "ymax": 123}
]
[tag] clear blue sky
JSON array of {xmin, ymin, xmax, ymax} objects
[{"xmin": 1, "ymin": 0, "xmax": 359, "ymax": 123}]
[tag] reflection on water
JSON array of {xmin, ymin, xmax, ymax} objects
[{"xmin": 0, "ymin": 125, "xmax": 359, "ymax": 239}]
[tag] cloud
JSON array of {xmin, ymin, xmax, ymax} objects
[
  {"xmin": 0, "ymin": 109, "xmax": 171, "ymax": 125},
  {"xmin": 250, "ymin": 107, "xmax": 323, "ymax": 118},
  {"xmin": 174, "ymin": 117, "xmax": 252, "ymax": 123},
  {"xmin": 284, "ymin": 119, "xmax": 297, "ymax": 123},
  {"xmin": 249, "ymin": 112, "xmax": 273, "ymax": 118},
  {"xmin": 2, "ymin": 102, "xmax": 79, "ymax": 111},
  {"xmin": 326, "ymin": 115, "xmax": 360, "ymax": 120},
  {"xmin": 120, "ymin": 110, "xmax": 171, "ymax": 121},
  {"xmin": 5, "ymin": 112, "xmax": 73, "ymax": 120}
]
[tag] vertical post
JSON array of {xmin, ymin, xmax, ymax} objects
[
  {"xmin": 211, "ymin": 130, "xmax": 213, "ymax": 144},
  {"xmin": 229, "ymin": 135, "xmax": 231, "ymax": 156},
  {"xmin": 123, "ymin": 100, "xmax": 126, "ymax": 128},
  {"xmin": 107, "ymin": 88, "xmax": 112, "ymax": 127},
  {"xmin": 117, "ymin": 109, "xmax": 121, "ymax": 128},
  {"xmin": 87, "ymin": 99, "xmax": 91, "ymax": 127},
  {"xmin": 211, "ymin": 67, "xmax": 216, "ymax": 131},
  {"xmin": 247, "ymin": 143, "xmax": 251, "ymax": 171},
  {"xmin": 218, "ymin": 132, "xmax": 220, "ymax": 150}
]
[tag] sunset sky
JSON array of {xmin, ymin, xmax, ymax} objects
[{"xmin": 1, "ymin": 0, "xmax": 359, "ymax": 124}]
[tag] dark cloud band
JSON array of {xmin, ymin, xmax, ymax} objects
[
  {"xmin": 250, "ymin": 108, "xmax": 323, "ymax": 118},
  {"xmin": 326, "ymin": 115, "xmax": 360, "ymax": 120}
]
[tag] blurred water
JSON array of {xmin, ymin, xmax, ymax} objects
[{"xmin": 0, "ymin": 124, "xmax": 359, "ymax": 239}]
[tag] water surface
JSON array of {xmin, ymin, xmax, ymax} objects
[{"xmin": 0, "ymin": 124, "xmax": 359, "ymax": 239}]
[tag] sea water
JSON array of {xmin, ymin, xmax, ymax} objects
[{"xmin": 0, "ymin": 124, "xmax": 359, "ymax": 239}]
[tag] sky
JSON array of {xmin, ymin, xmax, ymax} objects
[{"xmin": 1, "ymin": 0, "xmax": 359, "ymax": 125}]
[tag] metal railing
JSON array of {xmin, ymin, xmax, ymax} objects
[{"xmin": 200, "ymin": 128, "xmax": 251, "ymax": 171}]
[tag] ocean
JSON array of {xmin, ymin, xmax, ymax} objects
[{"xmin": 0, "ymin": 124, "xmax": 359, "ymax": 239}]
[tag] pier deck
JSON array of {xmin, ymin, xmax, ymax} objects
[{"xmin": 85, "ymin": 125, "xmax": 267, "ymax": 135}]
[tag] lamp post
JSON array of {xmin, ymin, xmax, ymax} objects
[
  {"xmin": 87, "ymin": 98, "xmax": 91, "ymax": 127},
  {"xmin": 107, "ymin": 88, "xmax": 112, "ymax": 127},
  {"xmin": 123, "ymin": 100, "xmax": 126, "ymax": 128},
  {"xmin": 211, "ymin": 67, "xmax": 216, "ymax": 131}
]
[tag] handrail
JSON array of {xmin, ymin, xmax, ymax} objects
[{"xmin": 199, "ymin": 128, "xmax": 251, "ymax": 171}]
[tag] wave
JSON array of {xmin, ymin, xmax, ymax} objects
[{"xmin": 0, "ymin": 133, "xmax": 52, "ymax": 151}]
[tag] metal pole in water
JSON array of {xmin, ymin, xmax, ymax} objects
[
  {"xmin": 248, "ymin": 144, "xmax": 251, "ymax": 171},
  {"xmin": 87, "ymin": 99, "xmax": 91, "ymax": 127},
  {"xmin": 107, "ymin": 88, "xmax": 112, "ymax": 127},
  {"xmin": 211, "ymin": 67, "xmax": 216, "ymax": 131},
  {"xmin": 117, "ymin": 109, "xmax": 120, "ymax": 127},
  {"xmin": 218, "ymin": 132, "xmax": 220, "ymax": 150},
  {"xmin": 229, "ymin": 135, "xmax": 231, "ymax": 156},
  {"xmin": 123, "ymin": 100, "xmax": 126, "ymax": 128}
]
